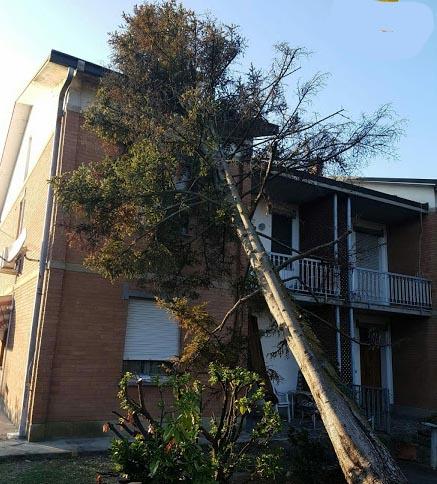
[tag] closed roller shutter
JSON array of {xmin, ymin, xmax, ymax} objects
[
  {"xmin": 355, "ymin": 231, "xmax": 380, "ymax": 271},
  {"xmin": 123, "ymin": 298, "xmax": 179, "ymax": 361}
]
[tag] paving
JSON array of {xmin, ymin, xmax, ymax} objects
[
  {"xmin": 399, "ymin": 461, "xmax": 437, "ymax": 484},
  {"xmin": 0, "ymin": 410, "xmax": 16, "ymax": 439},
  {"xmin": 0, "ymin": 411, "xmax": 436, "ymax": 482},
  {"xmin": 0, "ymin": 436, "xmax": 112, "ymax": 459},
  {"xmin": 0, "ymin": 409, "xmax": 112, "ymax": 459}
]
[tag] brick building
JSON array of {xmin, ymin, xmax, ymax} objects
[{"xmin": 0, "ymin": 51, "xmax": 435, "ymax": 441}]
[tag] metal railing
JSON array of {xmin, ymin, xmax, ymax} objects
[
  {"xmin": 270, "ymin": 252, "xmax": 432, "ymax": 310},
  {"xmin": 351, "ymin": 267, "xmax": 432, "ymax": 310},
  {"xmin": 270, "ymin": 253, "xmax": 340, "ymax": 298},
  {"xmin": 349, "ymin": 384, "xmax": 391, "ymax": 433}
]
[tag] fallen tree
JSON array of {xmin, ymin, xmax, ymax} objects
[{"xmin": 54, "ymin": 2, "xmax": 406, "ymax": 482}]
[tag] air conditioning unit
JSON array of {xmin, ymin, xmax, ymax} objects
[{"xmin": 0, "ymin": 228, "xmax": 27, "ymax": 275}]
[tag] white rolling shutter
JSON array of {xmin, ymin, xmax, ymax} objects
[
  {"xmin": 355, "ymin": 231, "xmax": 380, "ymax": 271},
  {"xmin": 123, "ymin": 299, "xmax": 179, "ymax": 361}
]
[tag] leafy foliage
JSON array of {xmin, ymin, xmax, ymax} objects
[
  {"xmin": 157, "ymin": 297, "xmax": 246, "ymax": 371},
  {"xmin": 287, "ymin": 429, "xmax": 345, "ymax": 484},
  {"xmin": 53, "ymin": 1, "xmax": 401, "ymax": 299},
  {"xmin": 106, "ymin": 365, "xmax": 282, "ymax": 483}
]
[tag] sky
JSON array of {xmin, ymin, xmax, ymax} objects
[{"xmin": 0, "ymin": 0, "xmax": 435, "ymax": 178}]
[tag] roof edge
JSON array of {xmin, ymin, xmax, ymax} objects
[
  {"xmin": 354, "ymin": 177, "xmax": 437, "ymax": 185},
  {"xmin": 278, "ymin": 169, "xmax": 429, "ymax": 213},
  {"xmin": 49, "ymin": 49, "xmax": 109, "ymax": 78}
]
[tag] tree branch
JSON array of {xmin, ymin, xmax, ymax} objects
[{"xmin": 212, "ymin": 288, "xmax": 261, "ymax": 334}]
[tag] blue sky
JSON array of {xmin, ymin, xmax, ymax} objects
[{"xmin": 0, "ymin": 0, "xmax": 435, "ymax": 177}]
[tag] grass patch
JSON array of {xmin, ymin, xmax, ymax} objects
[{"xmin": 0, "ymin": 454, "xmax": 117, "ymax": 484}]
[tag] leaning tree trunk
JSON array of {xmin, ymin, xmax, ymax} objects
[{"xmin": 220, "ymin": 159, "xmax": 406, "ymax": 484}]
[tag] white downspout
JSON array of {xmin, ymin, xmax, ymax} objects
[{"xmin": 18, "ymin": 66, "xmax": 76, "ymax": 438}]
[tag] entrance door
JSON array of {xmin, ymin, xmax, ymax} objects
[
  {"xmin": 271, "ymin": 212, "xmax": 293, "ymax": 255},
  {"xmin": 354, "ymin": 228, "xmax": 388, "ymax": 304},
  {"xmin": 271, "ymin": 212, "xmax": 298, "ymax": 289},
  {"xmin": 359, "ymin": 326, "xmax": 382, "ymax": 387},
  {"xmin": 355, "ymin": 231, "xmax": 381, "ymax": 271}
]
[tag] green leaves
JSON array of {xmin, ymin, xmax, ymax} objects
[{"xmin": 111, "ymin": 365, "xmax": 282, "ymax": 482}]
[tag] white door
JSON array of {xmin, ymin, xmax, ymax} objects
[{"xmin": 354, "ymin": 230, "xmax": 388, "ymax": 304}]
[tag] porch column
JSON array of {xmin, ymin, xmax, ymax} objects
[
  {"xmin": 333, "ymin": 194, "xmax": 341, "ymax": 373},
  {"xmin": 381, "ymin": 324, "xmax": 394, "ymax": 404},
  {"xmin": 347, "ymin": 196, "xmax": 361, "ymax": 386}
]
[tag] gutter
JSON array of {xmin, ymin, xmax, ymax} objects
[
  {"xmin": 18, "ymin": 65, "xmax": 77, "ymax": 438},
  {"xmin": 278, "ymin": 170, "xmax": 429, "ymax": 213}
]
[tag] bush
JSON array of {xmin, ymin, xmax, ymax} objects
[
  {"xmin": 287, "ymin": 429, "xmax": 345, "ymax": 484},
  {"xmin": 106, "ymin": 364, "xmax": 282, "ymax": 483}
]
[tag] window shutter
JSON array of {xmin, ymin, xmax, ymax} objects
[
  {"xmin": 123, "ymin": 299, "xmax": 179, "ymax": 361},
  {"xmin": 355, "ymin": 231, "xmax": 380, "ymax": 270}
]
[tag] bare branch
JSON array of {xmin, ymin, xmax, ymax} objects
[{"xmin": 212, "ymin": 288, "xmax": 261, "ymax": 334}]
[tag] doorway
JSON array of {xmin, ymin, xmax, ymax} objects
[{"xmin": 359, "ymin": 326, "xmax": 382, "ymax": 388}]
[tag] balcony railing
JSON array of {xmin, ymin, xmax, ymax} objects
[
  {"xmin": 349, "ymin": 384, "xmax": 390, "ymax": 433},
  {"xmin": 351, "ymin": 267, "xmax": 432, "ymax": 310},
  {"xmin": 270, "ymin": 252, "xmax": 432, "ymax": 311},
  {"xmin": 270, "ymin": 253, "xmax": 340, "ymax": 298}
]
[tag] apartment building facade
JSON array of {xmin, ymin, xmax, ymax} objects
[
  {"xmin": 0, "ymin": 51, "xmax": 435, "ymax": 441},
  {"xmin": 252, "ymin": 173, "xmax": 436, "ymax": 429}
]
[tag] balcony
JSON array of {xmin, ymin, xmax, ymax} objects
[
  {"xmin": 351, "ymin": 267, "xmax": 432, "ymax": 311},
  {"xmin": 270, "ymin": 252, "xmax": 340, "ymax": 300},
  {"xmin": 270, "ymin": 252, "xmax": 432, "ymax": 313},
  {"xmin": 348, "ymin": 384, "xmax": 390, "ymax": 432}
]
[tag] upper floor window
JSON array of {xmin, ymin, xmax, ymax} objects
[
  {"xmin": 17, "ymin": 198, "xmax": 26, "ymax": 238},
  {"xmin": 23, "ymin": 136, "xmax": 32, "ymax": 181},
  {"xmin": 353, "ymin": 224, "xmax": 386, "ymax": 272},
  {"xmin": 271, "ymin": 211, "xmax": 298, "ymax": 255}
]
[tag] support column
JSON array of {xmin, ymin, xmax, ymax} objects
[
  {"xmin": 381, "ymin": 324, "xmax": 394, "ymax": 404},
  {"xmin": 333, "ymin": 194, "xmax": 342, "ymax": 373},
  {"xmin": 347, "ymin": 196, "xmax": 360, "ymax": 386}
]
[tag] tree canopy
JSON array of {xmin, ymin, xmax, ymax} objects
[
  {"xmin": 53, "ymin": 3, "xmax": 408, "ymax": 481},
  {"xmin": 54, "ymin": 0, "xmax": 401, "ymax": 300}
]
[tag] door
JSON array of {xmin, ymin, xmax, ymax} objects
[
  {"xmin": 354, "ymin": 229, "xmax": 388, "ymax": 304},
  {"xmin": 355, "ymin": 231, "xmax": 381, "ymax": 271},
  {"xmin": 271, "ymin": 212, "xmax": 297, "ymax": 289},
  {"xmin": 359, "ymin": 326, "xmax": 382, "ymax": 387},
  {"xmin": 271, "ymin": 212, "xmax": 293, "ymax": 255}
]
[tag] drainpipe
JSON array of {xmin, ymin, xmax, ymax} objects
[
  {"xmin": 18, "ymin": 66, "xmax": 76, "ymax": 438},
  {"xmin": 347, "ymin": 196, "xmax": 360, "ymax": 386},
  {"xmin": 333, "ymin": 194, "xmax": 341, "ymax": 373}
]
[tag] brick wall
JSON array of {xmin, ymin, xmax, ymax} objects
[
  {"xmin": 387, "ymin": 217, "xmax": 422, "ymax": 276},
  {"xmin": 0, "ymin": 139, "xmax": 53, "ymax": 425},
  {"xmin": 25, "ymin": 106, "xmax": 244, "ymax": 439},
  {"xmin": 390, "ymin": 211, "xmax": 437, "ymax": 415}
]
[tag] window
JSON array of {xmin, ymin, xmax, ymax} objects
[
  {"xmin": 23, "ymin": 136, "xmax": 32, "ymax": 181},
  {"xmin": 17, "ymin": 198, "xmax": 26, "ymax": 238},
  {"xmin": 354, "ymin": 226, "xmax": 385, "ymax": 271},
  {"xmin": 123, "ymin": 298, "xmax": 179, "ymax": 379},
  {"xmin": 271, "ymin": 212, "xmax": 294, "ymax": 255},
  {"xmin": 122, "ymin": 360, "xmax": 170, "ymax": 376}
]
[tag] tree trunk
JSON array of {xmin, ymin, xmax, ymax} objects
[{"xmin": 220, "ymin": 159, "xmax": 406, "ymax": 484}]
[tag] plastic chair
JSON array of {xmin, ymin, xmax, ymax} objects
[{"xmin": 275, "ymin": 391, "xmax": 291, "ymax": 422}]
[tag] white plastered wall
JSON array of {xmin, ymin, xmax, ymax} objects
[
  {"xmin": 257, "ymin": 311, "xmax": 300, "ymax": 394},
  {"xmin": 1, "ymin": 87, "xmax": 59, "ymax": 221},
  {"xmin": 356, "ymin": 181, "xmax": 436, "ymax": 209}
]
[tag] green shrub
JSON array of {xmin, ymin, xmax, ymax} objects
[
  {"xmin": 106, "ymin": 364, "xmax": 282, "ymax": 483},
  {"xmin": 287, "ymin": 429, "xmax": 344, "ymax": 484}
]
